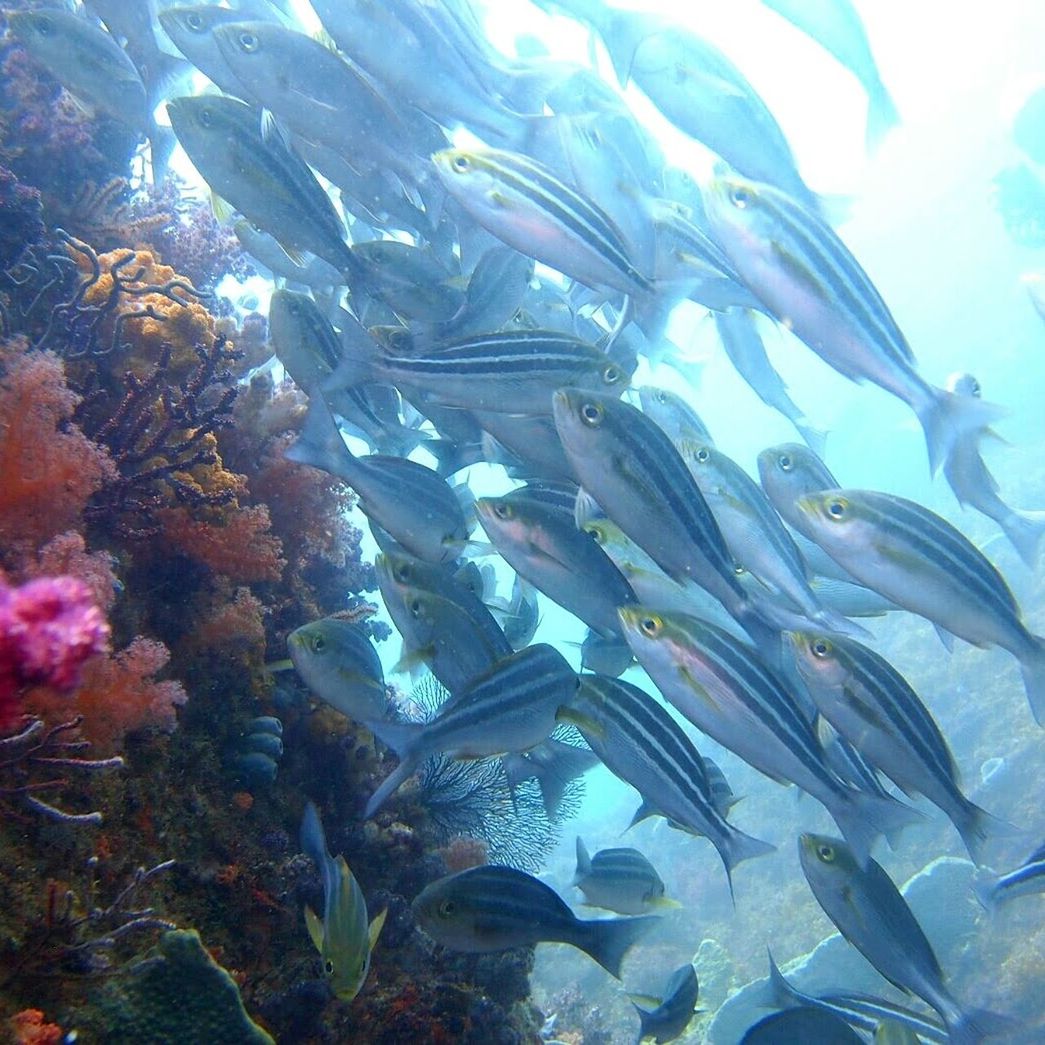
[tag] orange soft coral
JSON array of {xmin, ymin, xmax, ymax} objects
[
  {"xmin": 191, "ymin": 586, "xmax": 266, "ymax": 655},
  {"xmin": 23, "ymin": 531, "xmax": 118, "ymax": 614},
  {"xmin": 26, "ymin": 636, "xmax": 187, "ymax": 754},
  {"xmin": 155, "ymin": 503, "xmax": 284, "ymax": 584},
  {"xmin": 8, "ymin": 1009, "xmax": 63, "ymax": 1045},
  {"xmin": 0, "ymin": 339, "xmax": 115, "ymax": 552}
]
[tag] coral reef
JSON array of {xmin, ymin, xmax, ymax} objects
[{"xmin": 88, "ymin": 929, "xmax": 274, "ymax": 1044}]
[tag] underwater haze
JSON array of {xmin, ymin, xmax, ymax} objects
[{"xmin": 0, "ymin": 0, "xmax": 1043, "ymax": 1043}]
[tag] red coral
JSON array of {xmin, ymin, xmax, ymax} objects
[
  {"xmin": 0, "ymin": 339, "xmax": 115, "ymax": 552},
  {"xmin": 27, "ymin": 637, "xmax": 187, "ymax": 755},
  {"xmin": 156, "ymin": 503, "xmax": 285, "ymax": 584},
  {"xmin": 192, "ymin": 586, "xmax": 266, "ymax": 654},
  {"xmin": 8, "ymin": 1009, "xmax": 63, "ymax": 1045},
  {"xmin": 24, "ymin": 531, "xmax": 118, "ymax": 615},
  {"xmin": 0, "ymin": 574, "xmax": 110, "ymax": 732}
]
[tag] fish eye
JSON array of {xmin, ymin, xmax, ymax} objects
[
  {"xmin": 602, "ymin": 364, "xmax": 621, "ymax": 385},
  {"xmin": 695, "ymin": 446, "xmax": 710, "ymax": 463},
  {"xmin": 816, "ymin": 843, "xmax": 835, "ymax": 863},
  {"xmin": 451, "ymin": 155, "xmax": 470, "ymax": 174},
  {"xmin": 729, "ymin": 185, "xmax": 751, "ymax": 209},
  {"xmin": 393, "ymin": 563, "xmax": 411, "ymax": 583},
  {"xmin": 324, "ymin": 959, "xmax": 334, "ymax": 975},
  {"xmin": 186, "ymin": 12, "xmax": 204, "ymax": 31},
  {"xmin": 827, "ymin": 498, "xmax": 848, "ymax": 520},
  {"xmin": 778, "ymin": 454, "xmax": 793, "ymax": 472},
  {"xmin": 639, "ymin": 615, "xmax": 661, "ymax": 637},
  {"xmin": 36, "ymin": 16, "xmax": 53, "ymax": 35},
  {"xmin": 587, "ymin": 524, "xmax": 605, "ymax": 543},
  {"xmin": 437, "ymin": 899, "xmax": 456, "ymax": 918},
  {"xmin": 310, "ymin": 634, "xmax": 326, "ymax": 654},
  {"xmin": 970, "ymin": 379, "xmax": 981, "ymax": 397},
  {"xmin": 733, "ymin": 562, "xmax": 746, "ymax": 575},
  {"xmin": 409, "ymin": 599, "xmax": 422, "ymax": 618},
  {"xmin": 580, "ymin": 401, "xmax": 604, "ymax": 427},
  {"xmin": 493, "ymin": 501, "xmax": 513, "ymax": 520},
  {"xmin": 238, "ymin": 31, "xmax": 260, "ymax": 52},
  {"xmin": 655, "ymin": 390, "xmax": 668, "ymax": 403},
  {"xmin": 811, "ymin": 639, "xmax": 831, "ymax": 658}
]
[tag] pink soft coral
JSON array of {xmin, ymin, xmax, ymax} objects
[
  {"xmin": 27, "ymin": 637, "xmax": 187, "ymax": 755},
  {"xmin": 0, "ymin": 575, "xmax": 110, "ymax": 732},
  {"xmin": 0, "ymin": 339, "xmax": 116, "ymax": 551}
]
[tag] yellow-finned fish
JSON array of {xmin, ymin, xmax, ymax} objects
[{"xmin": 300, "ymin": 801, "xmax": 385, "ymax": 1002}]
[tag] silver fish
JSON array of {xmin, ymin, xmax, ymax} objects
[{"xmin": 573, "ymin": 838, "xmax": 676, "ymax": 915}]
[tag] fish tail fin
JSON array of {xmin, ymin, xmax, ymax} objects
[
  {"xmin": 810, "ymin": 604, "xmax": 873, "ymax": 641},
  {"xmin": 971, "ymin": 867, "xmax": 1002, "ymax": 913},
  {"xmin": 573, "ymin": 836, "xmax": 592, "ymax": 885},
  {"xmin": 1018, "ymin": 633, "xmax": 1045, "ymax": 726},
  {"xmin": 1000, "ymin": 508, "xmax": 1045, "ymax": 567},
  {"xmin": 363, "ymin": 759, "xmax": 416, "ymax": 820},
  {"xmin": 719, "ymin": 828, "xmax": 776, "ymax": 903},
  {"xmin": 300, "ymin": 799, "xmax": 329, "ymax": 866},
  {"xmin": 947, "ymin": 1007, "xmax": 1021, "ymax": 1045},
  {"xmin": 919, "ymin": 387, "xmax": 1006, "ymax": 476},
  {"xmin": 285, "ymin": 398, "xmax": 357, "ymax": 478},
  {"xmin": 577, "ymin": 913, "xmax": 659, "ymax": 979},
  {"xmin": 794, "ymin": 417, "xmax": 828, "ymax": 460},
  {"xmin": 865, "ymin": 81, "xmax": 900, "ymax": 153},
  {"xmin": 834, "ymin": 788, "xmax": 925, "ymax": 868},
  {"xmin": 954, "ymin": 799, "xmax": 1023, "ymax": 866}
]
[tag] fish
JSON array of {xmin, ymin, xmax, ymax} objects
[
  {"xmin": 350, "ymin": 241, "xmax": 465, "ymax": 324},
  {"xmin": 795, "ymin": 488, "xmax": 1045, "ymax": 725},
  {"xmin": 364, "ymin": 643, "xmax": 578, "ymax": 817},
  {"xmin": 757, "ymin": 442, "xmax": 841, "ymax": 538},
  {"xmin": 287, "ymin": 618, "xmax": 388, "ymax": 725},
  {"xmin": 491, "ymin": 574, "xmax": 541, "ymax": 651},
  {"xmin": 798, "ymin": 833, "xmax": 1015, "ymax": 1044},
  {"xmin": 552, "ymin": 389, "xmax": 769, "ymax": 647},
  {"xmin": 713, "ymin": 308, "xmax": 827, "ymax": 456},
  {"xmin": 328, "ymin": 328, "xmax": 630, "ymax": 418},
  {"xmin": 502, "ymin": 737, "xmax": 599, "ymax": 819},
  {"xmin": 381, "ymin": 581, "xmax": 512, "ymax": 698},
  {"xmin": 637, "ymin": 386, "xmax": 714, "ymax": 446},
  {"xmin": 475, "ymin": 494, "xmax": 637, "ymax": 638},
  {"xmin": 166, "ymin": 94, "xmax": 361, "ymax": 278},
  {"xmin": 411, "ymin": 864, "xmax": 657, "ymax": 979},
  {"xmin": 677, "ymin": 440, "xmax": 862, "ymax": 637},
  {"xmin": 760, "ymin": 0, "xmax": 899, "ymax": 150},
  {"xmin": 788, "ymin": 630, "xmax": 1012, "ymax": 862},
  {"xmin": 943, "ymin": 372, "xmax": 1045, "ymax": 567},
  {"xmin": 300, "ymin": 800, "xmax": 386, "ymax": 1002},
  {"xmin": 740, "ymin": 1006, "xmax": 863, "ymax": 1043},
  {"xmin": 705, "ymin": 173, "xmax": 1002, "ymax": 474},
  {"xmin": 618, "ymin": 608, "xmax": 923, "ymax": 867},
  {"xmin": 973, "ymin": 840, "xmax": 1045, "ymax": 911},
  {"xmin": 432, "ymin": 147, "xmax": 653, "ymax": 299},
  {"xmin": 762, "ymin": 949, "xmax": 948, "ymax": 1042},
  {"xmin": 234, "ymin": 220, "xmax": 343, "ymax": 291},
  {"xmin": 558, "ymin": 674, "xmax": 774, "ymax": 894},
  {"xmin": 286, "ymin": 398, "xmax": 472, "ymax": 566},
  {"xmin": 572, "ymin": 838, "xmax": 676, "ymax": 915},
  {"xmin": 631, "ymin": 963, "xmax": 700, "ymax": 1044}
]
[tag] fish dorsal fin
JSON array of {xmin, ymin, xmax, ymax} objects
[{"xmin": 304, "ymin": 904, "xmax": 325, "ymax": 954}]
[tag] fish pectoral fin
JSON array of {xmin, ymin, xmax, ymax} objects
[
  {"xmin": 648, "ymin": 895, "xmax": 683, "ymax": 910},
  {"xmin": 628, "ymin": 993, "xmax": 662, "ymax": 1010},
  {"xmin": 210, "ymin": 191, "xmax": 234, "ymax": 224},
  {"xmin": 678, "ymin": 666, "xmax": 720, "ymax": 713},
  {"xmin": 368, "ymin": 907, "xmax": 388, "ymax": 951},
  {"xmin": 304, "ymin": 904, "xmax": 325, "ymax": 955},
  {"xmin": 841, "ymin": 684, "xmax": 892, "ymax": 732},
  {"xmin": 486, "ymin": 189, "xmax": 511, "ymax": 209}
]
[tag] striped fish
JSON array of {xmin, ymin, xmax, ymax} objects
[
  {"xmin": 559, "ymin": 674, "xmax": 774, "ymax": 895},
  {"xmin": 286, "ymin": 398, "xmax": 471, "ymax": 565},
  {"xmin": 411, "ymin": 864, "xmax": 657, "ymax": 979},
  {"xmin": 678, "ymin": 440, "xmax": 862, "ymax": 638},
  {"xmin": 974, "ymin": 841, "xmax": 1045, "ymax": 911},
  {"xmin": 364, "ymin": 644, "xmax": 576, "ymax": 817},
  {"xmin": 705, "ymin": 173, "xmax": 1002, "ymax": 474},
  {"xmin": 330, "ymin": 327, "xmax": 629, "ymax": 417},
  {"xmin": 552, "ymin": 390, "xmax": 758, "ymax": 640},
  {"xmin": 618, "ymin": 607, "xmax": 922, "ymax": 867},
  {"xmin": 758, "ymin": 442, "xmax": 840, "ymax": 538},
  {"xmin": 638, "ymin": 386, "xmax": 715, "ymax": 446},
  {"xmin": 789, "ymin": 631, "xmax": 1008, "ymax": 863},
  {"xmin": 166, "ymin": 94, "xmax": 360, "ymax": 278},
  {"xmin": 573, "ymin": 838, "xmax": 676, "ymax": 915},
  {"xmin": 432, "ymin": 146, "xmax": 653, "ymax": 297},
  {"xmin": 763, "ymin": 951, "xmax": 947, "ymax": 1043},
  {"xmin": 796, "ymin": 488, "xmax": 1045, "ymax": 725},
  {"xmin": 476, "ymin": 495, "xmax": 637, "ymax": 638}
]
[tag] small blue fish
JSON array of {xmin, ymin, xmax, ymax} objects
[
  {"xmin": 300, "ymin": 801, "xmax": 386, "ymax": 1002},
  {"xmin": 974, "ymin": 841, "xmax": 1045, "ymax": 911}
]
